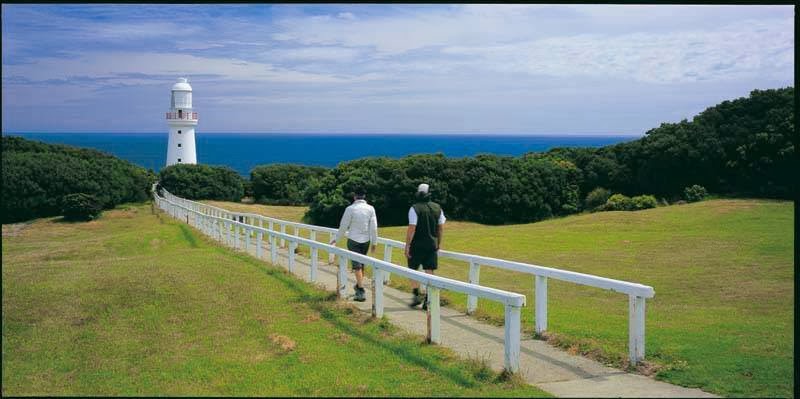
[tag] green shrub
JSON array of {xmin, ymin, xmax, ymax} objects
[
  {"xmin": 159, "ymin": 164, "xmax": 244, "ymax": 202},
  {"xmin": 631, "ymin": 195, "xmax": 658, "ymax": 210},
  {"xmin": 250, "ymin": 164, "xmax": 329, "ymax": 205},
  {"xmin": 684, "ymin": 185, "xmax": 708, "ymax": 202},
  {"xmin": 585, "ymin": 187, "xmax": 611, "ymax": 210},
  {"xmin": 604, "ymin": 194, "xmax": 634, "ymax": 211},
  {"xmin": 304, "ymin": 153, "xmax": 582, "ymax": 227},
  {"xmin": 61, "ymin": 193, "xmax": 103, "ymax": 221},
  {"xmin": 2, "ymin": 136, "xmax": 155, "ymax": 223}
]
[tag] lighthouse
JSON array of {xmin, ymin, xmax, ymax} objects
[{"xmin": 165, "ymin": 77, "xmax": 198, "ymax": 166}]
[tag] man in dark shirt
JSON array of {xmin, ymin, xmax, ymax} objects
[{"xmin": 404, "ymin": 183, "xmax": 446, "ymax": 309}]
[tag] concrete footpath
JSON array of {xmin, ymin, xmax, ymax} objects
[{"xmin": 237, "ymin": 237, "xmax": 716, "ymax": 398}]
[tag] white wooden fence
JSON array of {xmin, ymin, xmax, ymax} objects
[
  {"xmin": 154, "ymin": 186, "xmax": 527, "ymax": 373},
  {"xmin": 155, "ymin": 185, "xmax": 655, "ymax": 366}
]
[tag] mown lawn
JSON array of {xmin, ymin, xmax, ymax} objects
[
  {"xmin": 207, "ymin": 199, "xmax": 794, "ymax": 398},
  {"xmin": 1, "ymin": 203, "xmax": 548, "ymax": 397}
]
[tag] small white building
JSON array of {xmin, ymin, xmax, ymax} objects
[{"xmin": 165, "ymin": 77, "xmax": 198, "ymax": 166}]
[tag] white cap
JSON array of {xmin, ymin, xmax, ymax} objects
[
  {"xmin": 417, "ymin": 183, "xmax": 429, "ymax": 194},
  {"xmin": 172, "ymin": 77, "xmax": 192, "ymax": 91}
]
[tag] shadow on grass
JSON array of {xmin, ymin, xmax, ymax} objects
[
  {"xmin": 178, "ymin": 224, "xmax": 199, "ymax": 248},
  {"xmin": 222, "ymin": 248, "xmax": 482, "ymax": 389},
  {"xmin": 53, "ymin": 216, "xmax": 101, "ymax": 224}
]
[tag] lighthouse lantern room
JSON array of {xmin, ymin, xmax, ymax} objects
[{"xmin": 165, "ymin": 77, "xmax": 198, "ymax": 166}]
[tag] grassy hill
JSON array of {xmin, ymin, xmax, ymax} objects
[
  {"xmin": 205, "ymin": 198, "xmax": 794, "ymax": 398},
  {"xmin": 1, "ymin": 204, "xmax": 547, "ymax": 396}
]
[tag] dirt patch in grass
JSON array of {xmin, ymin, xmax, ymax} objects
[
  {"xmin": 269, "ymin": 334, "xmax": 296, "ymax": 353},
  {"xmin": 332, "ymin": 332, "xmax": 350, "ymax": 344},
  {"xmin": 301, "ymin": 313, "xmax": 320, "ymax": 323}
]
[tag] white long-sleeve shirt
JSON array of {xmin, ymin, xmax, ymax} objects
[{"xmin": 337, "ymin": 199, "xmax": 378, "ymax": 245}]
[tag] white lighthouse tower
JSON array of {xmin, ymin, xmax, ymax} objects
[{"xmin": 165, "ymin": 77, "xmax": 198, "ymax": 166}]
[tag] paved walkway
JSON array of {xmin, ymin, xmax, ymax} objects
[{"xmin": 232, "ymin": 235, "xmax": 716, "ymax": 398}]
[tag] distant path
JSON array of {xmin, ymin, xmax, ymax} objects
[{"xmin": 235, "ymin": 236, "xmax": 717, "ymax": 398}]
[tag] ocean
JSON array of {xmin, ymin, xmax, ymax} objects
[{"xmin": 6, "ymin": 132, "xmax": 639, "ymax": 176}]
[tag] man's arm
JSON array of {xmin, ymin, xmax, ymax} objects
[
  {"xmin": 369, "ymin": 209, "xmax": 378, "ymax": 253},
  {"xmin": 405, "ymin": 206, "xmax": 417, "ymax": 258},
  {"xmin": 405, "ymin": 225, "xmax": 416, "ymax": 258},
  {"xmin": 334, "ymin": 207, "xmax": 351, "ymax": 244},
  {"xmin": 437, "ymin": 209, "xmax": 446, "ymax": 250}
]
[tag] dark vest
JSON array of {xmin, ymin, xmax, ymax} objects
[{"xmin": 411, "ymin": 201, "xmax": 442, "ymax": 253}]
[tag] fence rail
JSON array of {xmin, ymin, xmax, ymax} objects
[
  {"xmin": 154, "ymin": 185, "xmax": 527, "ymax": 372},
  {"xmin": 155, "ymin": 185, "xmax": 655, "ymax": 365}
]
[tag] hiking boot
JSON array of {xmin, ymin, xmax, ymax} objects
[
  {"xmin": 354, "ymin": 286, "xmax": 366, "ymax": 302},
  {"xmin": 409, "ymin": 288, "xmax": 423, "ymax": 308}
]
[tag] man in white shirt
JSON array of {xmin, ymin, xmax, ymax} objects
[
  {"xmin": 333, "ymin": 187, "xmax": 378, "ymax": 302},
  {"xmin": 405, "ymin": 183, "xmax": 446, "ymax": 309}
]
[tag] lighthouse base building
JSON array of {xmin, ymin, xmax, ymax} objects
[{"xmin": 166, "ymin": 78, "xmax": 198, "ymax": 166}]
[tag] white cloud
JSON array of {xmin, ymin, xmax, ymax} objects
[
  {"xmin": 264, "ymin": 46, "xmax": 362, "ymax": 63},
  {"xmin": 1, "ymin": 4, "xmax": 795, "ymax": 133},
  {"xmin": 440, "ymin": 18, "xmax": 794, "ymax": 83},
  {"xmin": 3, "ymin": 52, "xmax": 365, "ymax": 86}
]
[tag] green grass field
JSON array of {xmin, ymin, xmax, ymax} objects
[
  {"xmin": 205, "ymin": 199, "xmax": 794, "ymax": 398},
  {"xmin": 1, "ymin": 204, "xmax": 548, "ymax": 397}
]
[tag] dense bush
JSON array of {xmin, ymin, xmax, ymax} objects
[
  {"xmin": 544, "ymin": 87, "xmax": 794, "ymax": 200},
  {"xmin": 684, "ymin": 185, "xmax": 708, "ymax": 202},
  {"xmin": 159, "ymin": 164, "xmax": 244, "ymax": 202},
  {"xmin": 2, "ymin": 136, "xmax": 155, "ymax": 223},
  {"xmin": 250, "ymin": 164, "xmax": 329, "ymax": 205},
  {"xmin": 61, "ymin": 193, "xmax": 103, "ymax": 221},
  {"xmin": 604, "ymin": 194, "xmax": 634, "ymax": 211},
  {"xmin": 304, "ymin": 153, "xmax": 581, "ymax": 227},
  {"xmin": 584, "ymin": 187, "xmax": 611, "ymax": 210},
  {"xmin": 602, "ymin": 194, "xmax": 657, "ymax": 211},
  {"xmin": 631, "ymin": 195, "xmax": 658, "ymax": 210}
]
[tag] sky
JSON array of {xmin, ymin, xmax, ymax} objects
[{"xmin": 1, "ymin": 4, "xmax": 794, "ymax": 135}]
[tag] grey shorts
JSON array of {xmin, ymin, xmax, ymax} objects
[{"xmin": 347, "ymin": 239, "xmax": 370, "ymax": 270}]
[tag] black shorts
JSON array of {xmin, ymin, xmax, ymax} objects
[
  {"xmin": 408, "ymin": 248, "xmax": 438, "ymax": 271},
  {"xmin": 347, "ymin": 239, "xmax": 370, "ymax": 270}
]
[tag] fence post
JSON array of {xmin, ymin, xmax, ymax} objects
[
  {"xmin": 373, "ymin": 267, "xmax": 384, "ymax": 318},
  {"xmin": 256, "ymin": 231, "xmax": 263, "ymax": 259},
  {"xmin": 270, "ymin": 233, "xmax": 277, "ymax": 264},
  {"xmin": 328, "ymin": 232, "xmax": 336, "ymax": 264},
  {"xmin": 427, "ymin": 287, "xmax": 441, "ymax": 344},
  {"xmin": 337, "ymin": 256, "xmax": 348, "ymax": 299},
  {"xmin": 535, "ymin": 275, "xmax": 548, "ymax": 334},
  {"xmin": 234, "ymin": 224, "xmax": 240, "ymax": 249},
  {"xmin": 288, "ymin": 241, "xmax": 296, "ymax": 272},
  {"xmin": 467, "ymin": 261, "xmax": 480, "ymax": 314},
  {"xmin": 382, "ymin": 245, "xmax": 392, "ymax": 284},
  {"xmin": 504, "ymin": 304, "xmax": 521, "ymax": 373},
  {"xmin": 226, "ymin": 222, "xmax": 231, "ymax": 246},
  {"xmin": 245, "ymin": 227, "xmax": 251, "ymax": 252},
  {"xmin": 310, "ymin": 247, "xmax": 318, "ymax": 282},
  {"xmin": 280, "ymin": 224, "xmax": 286, "ymax": 248},
  {"xmin": 629, "ymin": 295, "xmax": 646, "ymax": 365}
]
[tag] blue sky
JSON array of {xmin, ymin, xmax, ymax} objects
[{"xmin": 1, "ymin": 4, "xmax": 794, "ymax": 134}]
